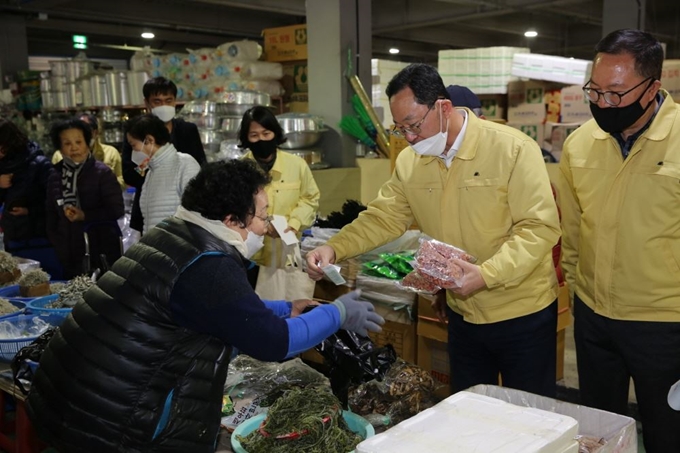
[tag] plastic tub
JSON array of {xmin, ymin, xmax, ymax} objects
[
  {"xmin": 231, "ymin": 410, "xmax": 374, "ymax": 453},
  {"xmin": 0, "ymin": 281, "xmax": 67, "ymax": 302},
  {"xmin": 0, "ymin": 300, "xmax": 27, "ymax": 321},
  {"xmin": 0, "ymin": 314, "xmax": 65, "ymax": 362},
  {"xmin": 27, "ymin": 294, "xmax": 72, "ymax": 318}
]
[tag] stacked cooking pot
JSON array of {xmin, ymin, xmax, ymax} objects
[
  {"xmin": 276, "ymin": 113, "xmax": 329, "ymax": 169},
  {"xmin": 178, "ymin": 90, "xmax": 271, "ymax": 162}
]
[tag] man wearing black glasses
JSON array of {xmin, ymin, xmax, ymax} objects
[
  {"xmin": 307, "ymin": 63, "xmax": 561, "ymax": 399},
  {"xmin": 558, "ymin": 28, "xmax": 680, "ymax": 453}
]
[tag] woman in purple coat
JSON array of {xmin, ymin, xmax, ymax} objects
[{"xmin": 46, "ymin": 119, "xmax": 124, "ymax": 279}]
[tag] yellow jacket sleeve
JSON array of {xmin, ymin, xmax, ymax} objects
[{"xmin": 286, "ymin": 164, "xmax": 320, "ymax": 232}]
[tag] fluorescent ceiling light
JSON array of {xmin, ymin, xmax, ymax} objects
[
  {"xmin": 141, "ymin": 32, "xmax": 155, "ymax": 39},
  {"xmin": 524, "ymin": 30, "xmax": 538, "ymax": 38},
  {"xmin": 389, "ymin": 47, "xmax": 400, "ymax": 54}
]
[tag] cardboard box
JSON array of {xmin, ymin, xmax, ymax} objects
[
  {"xmin": 478, "ymin": 94, "xmax": 506, "ymax": 119},
  {"xmin": 507, "ymin": 80, "xmax": 564, "ymax": 123},
  {"xmin": 417, "ymin": 335, "xmax": 452, "ymax": 400},
  {"xmin": 313, "ymin": 279, "xmax": 353, "ymax": 301},
  {"xmin": 467, "ymin": 385, "xmax": 638, "ymax": 453},
  {"xmin": 286, "ymin": 101, "xmax": 308, "ymax": 113},
  {"xmin": 507, "ymin": 122, "xmax": 545, "ymax": 145},
  {"xmin": 369, "ymin": 320, "xmax": 417, "ymax": 364},
  {"xmin": 263, "ymin": 24, "xmax": 307, "ymax": 62},
  {"xmin": 281, "ymin": 61, "xmax": 308, "ymax": 94},
  {"xmin": 542, "ymin": 121, "xmax": 584, "ymax": 162},
  {"xmin": 560, "ymin": 85, "xmax": 592, "ymax": 123},
  {"xmin": 662, "ymin": 59, "xmax": 680, "ymax": 99},
  {"xmin": 389, "ymin": 134, "xmax": 410, "ymax": 170}
]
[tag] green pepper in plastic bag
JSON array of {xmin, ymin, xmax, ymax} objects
[
  {"xmin": 379, "ymin": 252, "xmax": 415, "ymax": 275},
  {"xmin": 362, "ymin": 259, "xmax": 401, "ymax": 279}
]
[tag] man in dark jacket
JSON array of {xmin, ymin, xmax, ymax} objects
[
  {"xmin": 0, "ymin": 119, "xmax": 58, "ymax": 276},
  {"xmin": 27, "ymin": 159, "xmax": 383, "ymax": 452},
  {"xmin": 122, "ymin": 76, "xmax": 206, "ymax": 233}
]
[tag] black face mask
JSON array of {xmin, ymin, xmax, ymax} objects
[
  {"xmin": 249, "ymin": 139, "xmax": 277, "ymax": 160},
  {"xmin": 589, "ymin": 80, "xmax": 655, "ymax": 134}
]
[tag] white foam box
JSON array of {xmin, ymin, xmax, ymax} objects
[
  {"xmin": 438, "ymin": 46, "xmax": 529, "ymax": 94},
  {"xmin": 356, "ymin": 391, "xmax": 579, "ymax": 453},
  {"xmin": 661, "ymin": 59, "xmax": 680, "ymax": 100},
  {"xmin": 512, "ymin": 53, "xmax": 592, "ymax": 85},
  {"xmin": 466, "ymin": 385, "xmax": 638, "ymax": 453},
  {"xmin": 560, "ymin": 85, "xmax": 592, "ymax": 123}
]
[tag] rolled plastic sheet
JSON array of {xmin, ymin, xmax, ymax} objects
[
  {"xmin": 241, "ymin": 61, "xmax": 283, "ymax": 80},
  {"xmin": 216, "ymin": 40, "xmax": 262, "ymax": 61}
]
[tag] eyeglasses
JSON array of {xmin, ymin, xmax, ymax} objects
[
  {"xmin": 582, "ymin": 77, "xmax": 653, "ymax": 107},
  {"xmin": 391, "ymin": 102, "xmax": 438, "ymax": 138},
  {"xmin": 254, "ymin": 213, "xmax": 272, "ymax": 226}
]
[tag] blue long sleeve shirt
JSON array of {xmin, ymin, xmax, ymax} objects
[{"xmin": 168, "ymin": 253, "xmax": 340, "ymax": 360}]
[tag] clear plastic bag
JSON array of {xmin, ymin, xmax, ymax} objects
[
  {"xmin": 412, "ymin": 238, "xmax": 476, "ymax": 288},
  {"xmin": 221, "ymin": 356, "xmax": 329, "ymax": 431},
  {"xmin": 0, "ymin": 316, "xmax": 51, "ymax": 339},
  {"xmin": 348, "ymin": 359, "xmax": 441, "ymax": 426},
  {"xmin": 397, "ymin": 270, "xmax": 442, "ymax": 295}
]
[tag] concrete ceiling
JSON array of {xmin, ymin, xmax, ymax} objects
[{"xmin": 1, "ymin": 0, "xmax": 679, "ymax": 64}]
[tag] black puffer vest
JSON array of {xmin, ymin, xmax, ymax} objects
[{"xmin": 27, "ymin": 217, "xmax": 245, "ymax": 452}]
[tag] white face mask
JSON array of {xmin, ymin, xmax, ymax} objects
[
  {"xmin": 151, "ymin": 105, "xmax": 176, "ymax": 123},
  {"xmin": 131, "ymin": 141, "xmax": 150, "ymax": 166},
  {"xmin": 411, "ymin": 102, "xmax": 449, "ymax": 157},
  {"xmin": 244, "ymin": 229, "xmax": 265, "ymax": 258}
]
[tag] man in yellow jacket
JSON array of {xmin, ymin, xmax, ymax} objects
[
  {"xmin": 557, "ymin": 29, "xmax": 680, "ymax": 453},
  {"xmin": 307, "ymin": 63, "xmax": 561, "ymax": 397},
  {"xmin": 52, "ymin": 113, "xmax": 125, "ymax": 190}
]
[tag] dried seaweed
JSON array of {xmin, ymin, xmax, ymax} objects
[
  {"xmin": 17, "ymin": 269, "xmax": 50, "ymax": 287},
  {"xmin": 0, "ymin": 298, "xmax": 19, "ymax": 315},
  {"xmin": 0, "ymin": 252, "xmax": 18, "ymax": 274},
  {"xmin": 238, "ymin": 386, "xmax": 362, "ymax": 453}
]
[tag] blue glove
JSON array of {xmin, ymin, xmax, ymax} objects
[{"xmin": 331, "ymin": 290, "xmax": 385, "ymax": 337}]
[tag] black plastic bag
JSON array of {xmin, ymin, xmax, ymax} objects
[
  {"xmin": 312, "ymin": 324, "xmax": 397, "ymax": 408},
  {"xmin": 11, "ymin": 327, "xmax": 58, "ymax": 395}
]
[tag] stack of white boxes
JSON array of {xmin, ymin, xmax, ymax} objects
[
  {"xmin": 512, "ymin": 53, "xmax": 592, "ymax": 86},
  {"xmin": 438, "ymin": 46, "xmax": 530, "ymax": 94},
  {"xmin": 371, "ymin": 59, "xmax": 410, "ymax": 128}
]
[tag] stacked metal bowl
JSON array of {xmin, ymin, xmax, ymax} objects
[
  {"xmin": 179, "ymin": 91, "xmax": 271, "ymax": 161},
  {"xmin": 276, "ymin": 113, "xmax": 329, "ymax": 169}
]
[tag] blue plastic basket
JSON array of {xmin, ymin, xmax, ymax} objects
[
  {"xmin": 231, "ymin": 410, "xmax": 374, "ymax": 453},
  {"xmin": 27, "ymin": 294, "xmax": 72, "ymax": 318},
  {"xmin": 0, "ymin": 314, "xmax": 64, "ymax": 362},
  {"xmin": 0, "ymin": 300, "xmax": 27, "ymax": 322},
  {"xmin": 0, "ymin": 281, "xmax": 67, "ymax": 302}
]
